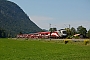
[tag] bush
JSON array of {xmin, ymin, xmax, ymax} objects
[
  {"xmin": 64, "ymin": 40, "xmax": 69, "ymax": 44},
  {"xmin": 84, "ymin": 40, "xmax": 89, "ymax": 45}
]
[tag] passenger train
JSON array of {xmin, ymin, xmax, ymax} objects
[{"xmin": 17, "ymin": 29, "xmax": 67, "ymax": 39}]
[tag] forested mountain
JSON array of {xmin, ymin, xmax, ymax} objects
[{"xmin": 0, "ymin": 0, "xmax": 42, "ymax": 37}]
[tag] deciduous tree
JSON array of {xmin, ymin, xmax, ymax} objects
[
  {"xmin": 77, "ymin": 26, "xmax": 87, "ymax": 37},
  {"xmin": 87, "ymin": 29, "xmax": 90, "ymax": 38},
  {"xmin": 71, "ymin": 27, "xmax": 76, "ymax": 36}
]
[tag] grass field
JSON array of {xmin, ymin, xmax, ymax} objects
[{"xmin": 0, "ymin": 38, "xmax": 90, "ymax": 60}]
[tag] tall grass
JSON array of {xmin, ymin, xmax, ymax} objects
[{"xmin": 0, "ymin": 38, "xmax": 90, "ymax": 60}]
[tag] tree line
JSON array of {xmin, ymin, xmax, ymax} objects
[{"xmin": 66, "ymin": 26, "xmax": 90, "ymax": 38}]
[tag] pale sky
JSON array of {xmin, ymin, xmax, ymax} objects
[{"xmin": 8, "ymin": 0, "xmax": 90, "ymax": 30}]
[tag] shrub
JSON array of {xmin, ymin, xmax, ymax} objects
[
  {"xmin": 64, "ymin": 40, "xmax": 69, "ymax": 44},
  {"xmin": 84, "ymin": 40, "xmax": 89, "ymax": 45}
]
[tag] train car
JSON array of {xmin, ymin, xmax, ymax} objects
[{"xmin": 17, "ymin": 34, "xmax": 28, "ymax": 38}]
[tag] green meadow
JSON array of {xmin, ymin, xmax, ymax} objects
[{"xmin": 0, "ymin": 38, "xmax": 90, "ymax": 60}]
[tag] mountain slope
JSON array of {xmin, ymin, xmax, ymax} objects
[{"xmin": 0, "ymin": 0, "xmax": 42, "ymax": 37}]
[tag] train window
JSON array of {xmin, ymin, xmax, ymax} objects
[
  {"xmin": 46, "ymin": 33, "xmax": 48, "ymax": 35},
  {"xmin": 41, "ymin": 34, "xmax": 44, "ymax": 35},
  {"xmin": 63, "ymin": 31, "xmax": 67, "ymax": 34}
]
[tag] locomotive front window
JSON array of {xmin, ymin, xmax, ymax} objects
[{"xmin": 63, "ymin": 31, "xmax": 67, "ymax": 34}]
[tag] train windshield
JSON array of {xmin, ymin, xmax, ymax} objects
[{"xmin": 62, "ymin": 31, "xmax": 67, "ymax": 34}]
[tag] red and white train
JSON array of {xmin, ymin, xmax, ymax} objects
[{"xmin": 17, "ymin": 29, "xmax": 67, "ymax": 39}]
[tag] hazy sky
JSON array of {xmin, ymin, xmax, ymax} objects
[{"xmin": 8, "ymin": 0, "xmax": 90, "ymax": 30}]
